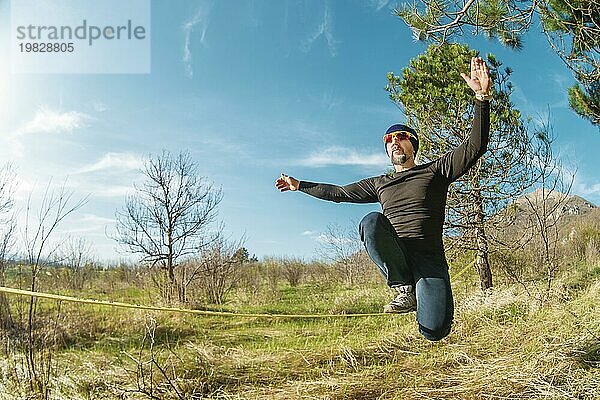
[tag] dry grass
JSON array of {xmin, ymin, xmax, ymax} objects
[{"xmin": 0, "ymin": 265, "xmax": 599, "ymax": 399}]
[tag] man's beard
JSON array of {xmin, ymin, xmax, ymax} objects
[{"xmin": 391, "ymin": 153, "xmax": 408, "ymax": 165}]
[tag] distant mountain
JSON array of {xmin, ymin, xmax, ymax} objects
[
  {"xmin": 511, "ymin": 188, "xmax": 597, "ymax": 219},
  {"xmin": 488, "ymin": 189, "xmax": 599, "ymax": 248}
]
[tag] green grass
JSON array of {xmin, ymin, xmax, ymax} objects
[{"xmin": 1, "ymin": 264, "xmax": 599, "ymax": 399}]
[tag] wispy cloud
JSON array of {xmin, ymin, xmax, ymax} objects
[
  {"xmin": 368, "ymin": 0, "xmax": 391, "ymax": 11},
  {"xmin": 313, "ymin": 233, "xmax": 354, "ymax": 246},
  {"xmin": 300, "ymin": 5, "xmax": 340, "ymax": 57},
  {"xmin": 549, "ymin": 72, "xmax": 571, "ymax": 109},
  {"xmin": 182, "ymin": 2, "xmax": 213, "ymax": 79},
  {"xmin": 16, "ymin": 106, "xmax": 90, "ymax": 136},
  {"xmin": 6, "ymin": 106, "xmax": 90, "ymax": 158},
  {"xmin": 301, "ymin": 229, "xmax": 354, "ymax": 246},
  {"xmin": 77, "ymin": 152, "xmax": 144, "ymax": 174},
  {"xmin": 300, "ymin": 146, "xmax": 387, "ymax": 167},
  {"xmin": 309, "ymin": 90, "xmax": 342, "ymax": 110}
]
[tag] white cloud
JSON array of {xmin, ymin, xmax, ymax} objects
[
  {"xmin": 6, "ymin": 106, "xmax": 91, "ymax": 158},
  {"xmin": 300, "ymin": 146, "xmax": 388, "ymax": 167},
  {"xmin": 16, "ymin": 106, "xmax": 89, "ymax": 136},
  {"xmin": 300, "ymin": 230, "xmax": 355, "ymax": 246},
  {"xmin": 300, "ymin": 5, "xmax": 340, "ymax": 57},
  {"xmin": 314, "ymin": 233, "xmax": 354, "ymax": 246},
  {"xmin": 77, "ymin": 152, "xmax": 144, "ymax": 174},
  {"xmin": 183, "ymin": 3, "xmax": 213, "ymax": 79}
]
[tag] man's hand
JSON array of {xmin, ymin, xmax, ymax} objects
[
  {"xmin": 461, "ymin": 57, "xmax": 491, "ymax": 96},
  {"xmin": 276, "ymin": 173, "xmax": 300, "ymax": 192}
]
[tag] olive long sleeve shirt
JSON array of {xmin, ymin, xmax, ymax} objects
[{"xmin": 299, "ymin": 99, "xmax": 490, "ymax": 251}]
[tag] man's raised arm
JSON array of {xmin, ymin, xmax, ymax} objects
[{"xmin": 438, "ymin": 56, "xmax": 491, "ymax": 182}]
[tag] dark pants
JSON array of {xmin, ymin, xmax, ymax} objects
[{"xmin": 359, "ymin": 212, "xmax": 454, "ymax": 341}]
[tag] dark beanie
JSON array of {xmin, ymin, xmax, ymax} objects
[{"xmin": 385, "ymin": 124, "xmax": 419, "ymax": 156}]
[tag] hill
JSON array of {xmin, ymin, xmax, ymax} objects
[
  {"xmin": 492, "ymin": 189, "xmax": 598, "ymax": 242},
  {"xmin": 513, "ymin": 188, "xmax": 597, "ymax": 218}
]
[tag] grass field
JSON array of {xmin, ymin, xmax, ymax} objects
[{"xmin": 1, "ymin": 261, "xmax": 599, "ymax": 399}]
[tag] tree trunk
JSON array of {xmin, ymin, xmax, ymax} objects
[{"xmin": 473, "ymin": 189, "xmax": 493, "ymax": 290}]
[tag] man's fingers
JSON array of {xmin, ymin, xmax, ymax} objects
[
  {"xmin": 473, "ymin": 57, "xmax": 480, "ymax": 77},
  {"xmin": 464, "ymin": 56, "xmax": 491, "ymax": 94}
]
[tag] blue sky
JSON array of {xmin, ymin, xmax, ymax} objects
[{"xmin": 0, "ymin": 0, "xmax": 598, "ymax": 263}]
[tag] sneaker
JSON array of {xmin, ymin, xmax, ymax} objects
[{"xmin": 383, "ymin": 285, "xmax": 417, "ymax": 313}]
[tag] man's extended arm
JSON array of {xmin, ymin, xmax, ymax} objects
[
  {"xmin": 298, "ymin": 179, "xmax": 378, "ymax": 203},
  {"xmin": 275, "ymin": 173, "xmax": 378, "ymax": 203}
]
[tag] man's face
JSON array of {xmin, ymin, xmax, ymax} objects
[{"xmin": 386, "ymin": 135, "xmax": 414, "ymax": 165}]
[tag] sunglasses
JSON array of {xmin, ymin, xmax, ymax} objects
[{"xmin": 383, "ymin": 131, "xmax": 412, "ymax": 144}]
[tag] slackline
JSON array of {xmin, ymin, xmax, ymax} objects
[
  {"xmin": 0, "ymin": 286, "xmax": 385, "ymax": 319},
  {"xmin": 0, "ymin": 259, "xmax": 475, "ymax": 319}
]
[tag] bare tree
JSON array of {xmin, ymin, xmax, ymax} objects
[
  {"xmin": 58, "ymin": 236, "xmax": 95, "ymax": 290},
  {"xmin": 491, "ymin": 122, "xmax": 576, "ymax": 302},
  {"xmin": 114, "ymin": 151, "xmax": 222, "ymax": 303},
  {"xmin": 122, "ymin": 317, "xmax": 185, "ymax": 400},
  {"xmin": 520, "ymin": 129, "xmax": 575, "ymax": 301},
  {"xmin": 191, "ymin": 235, "xmax": 245, "ymax": 305},
  {"xmin": 262, "ymin": 257, "xmax": 283, "ymax": 292},
  {"xmin": 22, "ymin": 180, "xmax": 87, "ymax": 396},
  {"xmin": 281, "ymin": 256, "xmax": 305, "ymax": 287},
  {"xmin": 0, "ymin": 163, "xmax": 18, "ymax": 329},
  {"xmin": 317, "ymin": 222, "xmax": 371, "ymax": 286}
]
